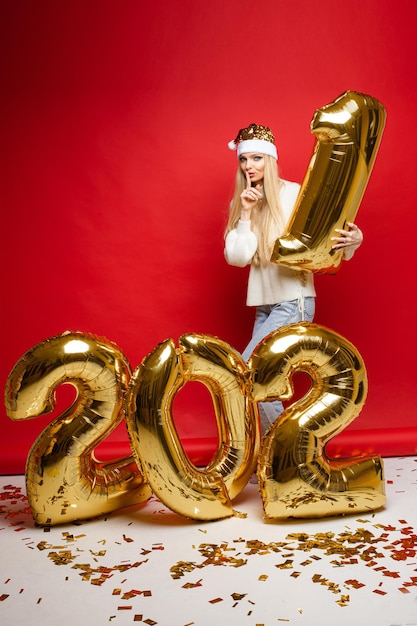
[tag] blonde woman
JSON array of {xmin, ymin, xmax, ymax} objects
[{"xmin": 224, "ymin": 123, "xmax": 363, "ymax": 433}]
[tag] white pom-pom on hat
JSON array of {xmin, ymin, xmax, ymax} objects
[{"xmin": 228, "ymin": 140, "xmax": 237, "ymax": 151}]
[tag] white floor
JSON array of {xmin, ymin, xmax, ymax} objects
[{"xmin": 1, "ymin": 456, "xmax": 417, "ymax": 626}]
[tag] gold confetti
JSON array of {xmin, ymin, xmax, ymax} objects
[
  {"xmin": 345, "ymin": 579, "xmax": 365, "ymax": 589},
  {"xmin": 231, "ymin": 592, "xmax": 246, "ymax": 601},
  {"xmin": 182, "ymin": 579, "xmax": 202, "ymax": 589},
  {"xmin": 122, "ymin": 590, "xmax": 143, "ymax": 599},
  {"xmin": 47, "ymin": 550, "xmax": 78, "ymax": 566},
  {"xmin": 3, "ymin": 480, "xmax": 417, "ymax": 618},
  {"xmin": 382, "ymin": 570, "xmax": 400, "ymax": 578}
]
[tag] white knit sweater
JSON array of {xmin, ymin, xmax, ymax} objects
[{"xmin": 224, "ymin": 180, "xmax": 317, "ymax": 306}]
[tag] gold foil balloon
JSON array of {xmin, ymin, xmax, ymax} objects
[
  {"xmin": 271, "ymin": 90, "xmax": 386, "ymax": 273},
  {"xmin": 4, "ymin": 331, "xmax": 151, "ymax": 525},
  {"xmin": 5, "ymin": 327, "xmax": 385, "ymax": 524},
  {"xmin": 249, "ymin": 322, "xmax": 385, "ymax": 519},
  {"xmin": 125, "ymin": 334, "xmax": 259, "ymax": 521}
]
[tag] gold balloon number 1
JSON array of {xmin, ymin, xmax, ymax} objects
[
  {"xmin": 5, "ymin": 326, "xmax": 385, "ymax": 526},
  {"xmin": 271, "ymin": 90, "xmax": 386, "ymax": 273}
]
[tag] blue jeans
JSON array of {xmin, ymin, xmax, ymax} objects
[{"xmin": 242, "ymin": 298, "xmax": 315, "ymax": 434}]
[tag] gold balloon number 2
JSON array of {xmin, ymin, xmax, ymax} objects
[
  {"xmin": 250, "ymin": 324, "xmax": 385, "ymax": 519},
  {"xmin": 4, "ymin": 333, "xmax": 152, "ymax": 526},
  {"xmin": 5, "ymin": 326, "xmax": 385, "ymax": 526}
]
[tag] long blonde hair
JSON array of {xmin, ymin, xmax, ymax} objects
[{"xmin": 225, "ymin": 155, "xmax": 286, "ymax": 265}]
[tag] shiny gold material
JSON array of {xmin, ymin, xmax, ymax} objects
[
  {"xmin": 232, "ymin": 123, "xmax": 275, "ymax": 146},
  {"xmin": 125, "ymin": 334, "xmax": 259, "ymax": 521},
  {"xmin": 5, "ymin": 326, "xmax": 385, "ymax": 523},
  {"xmin": 4, "ymin": 331, "xmax": 151, "ymax": 525},
  {"xmin": 271, "ymin": 91, "xmax": 386, "ymax": 273},
  {"xmin": 249, "ymin": 322, "xmax": 385, "ymax": 518}
]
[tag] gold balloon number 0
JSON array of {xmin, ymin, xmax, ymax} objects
[{"xmin": 5, "ymin": 326, "xmax": 385, "ymax": 526}]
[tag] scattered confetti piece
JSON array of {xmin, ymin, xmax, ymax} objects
[
  {"xmin": 182, "ymin": 580, "xmax": 202, "ymax": 589},
  {"xmin": 231, "ymin": 592, "xmax": 246, "ymax": 601},
  {"xmin": 345, "ymin": 579, "xmax": 365, "ymax": 589}
]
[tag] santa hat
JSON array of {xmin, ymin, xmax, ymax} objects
[{"xmin": 228, "ymin": 123, "xmax": 278, "ymax": 160}]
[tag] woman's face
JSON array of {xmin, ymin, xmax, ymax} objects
[{"xmin": 239, "ymin": 153, "xmax": 265, "ymax": 185}]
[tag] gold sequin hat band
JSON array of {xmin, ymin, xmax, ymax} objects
[{"xmin": 228, "ymin": 123, "xmax": 278, "ymax": 160}]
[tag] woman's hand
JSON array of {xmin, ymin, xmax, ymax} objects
[
  {"xmin": 331, "ymin": 222, "xmax": 363, "ymax": 251},
  {"xmin": 240, "ymin": 172, "xmax": 262, "ymax": 221}
]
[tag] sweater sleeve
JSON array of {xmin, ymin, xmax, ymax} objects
[{"xmin": 224, "ymin": 219, "xmax": 258, "ymax": 267}]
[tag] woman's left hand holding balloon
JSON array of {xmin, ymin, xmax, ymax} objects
[{"xmin": 331, "ymin": 222, "xmax": 363, "ymax": 255}]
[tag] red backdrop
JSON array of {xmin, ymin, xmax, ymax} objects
[{"xmin": 2, "ymin": 0, "xmax": 416, "ymax": 473}]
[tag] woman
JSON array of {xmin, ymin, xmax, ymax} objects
[{"xmin": 224, "ymin": 123, "xmax": 363, "ymax": 433}]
